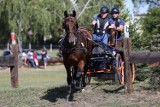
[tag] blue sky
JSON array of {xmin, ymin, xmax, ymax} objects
[{"xmin": 124, "ymin": 0, "xmax": 149, "ymax": 16}]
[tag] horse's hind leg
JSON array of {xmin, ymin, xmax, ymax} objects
[{"xmin": 82, "ymin": 65, "xmax": 88, "ymax": 87}]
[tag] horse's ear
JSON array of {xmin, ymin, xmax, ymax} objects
[
  {"xmin": 64, "ymin": 11, "xmax": 68, "ymax": 17},
  {"xmin": 72, "ymin": 10, "xmax": 76, "ymax": 17}
]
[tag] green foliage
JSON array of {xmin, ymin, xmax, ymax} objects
[
  {"xmin": 151, "ymin": 65, "xmax": 160, "ymax": 73},
  {"xmin": 140, "ymin": 7, "xmax": 160, "ymax": 49},
  {"xmin": 0, "ymin": 0, "xmax": 129, "ymax": 46},
  {"xmin": 136, "ymin": 73, "xmax": 149, "ymax": 81},
  {"xmin": 129, "ymin": 7, "xmax": 160, "ymax": 50},
  {"xmin": 135, "ymin": 64, "xmax": 150, "ymax": 81},
  {"xmin": 142, "ymin": 7, "xmax": 160, "ymax": 34},
  {"xmin": 132, "ymin": 0, "xmax": 160, "ymax": 7},
  {"xmin": 150, "ymin": 65, "xmax": 160, "ymax": 90}
]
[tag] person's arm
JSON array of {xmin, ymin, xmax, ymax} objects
[
  {"xmin": 108, "ymin": 18, "xmax": 116, "ymax": 29},
  {"xmin": 116, "ymin": 20, "xmax": 124, "ymax": 31},
  {"xmin": 108, "ymin": 24, "xmax": 115, "ymax": 28},
  {"xmin": 41, "ymin": 50, "xmax": 45, "ymax": 54},
  {"xmin": 91, "ymin": 14, "xmax": 98, "ymax": 26},
  {"xmin": 91, "ymin": 20, "xmax": 97, "ymax": 26}
]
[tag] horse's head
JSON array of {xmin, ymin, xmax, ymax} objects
[{"xmin": 63, "ymin": 10, "xmax": 78, "ymax": 46}]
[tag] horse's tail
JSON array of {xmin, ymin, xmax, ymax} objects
[{"xmin": 78, "ymin": 26, "xmax": 92, "ymax": 39}]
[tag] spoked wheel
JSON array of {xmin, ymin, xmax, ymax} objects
[
  {"xmin": 115, "ymin": 53, "xmax": 125, "ymax": 84},
  {"xmin": 131, "ymin": 63, "xmax": 136, "ymax": 83}
]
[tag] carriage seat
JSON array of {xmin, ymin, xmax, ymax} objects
[{"xmin": 92, "ymin": 42, "xmax": 116, "ymax": 58}]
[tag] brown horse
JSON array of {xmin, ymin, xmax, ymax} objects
[{"xmin": 61, "ymin": 10, "xmax": 93, "ymax": 100}]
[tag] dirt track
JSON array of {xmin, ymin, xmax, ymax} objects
[
  {"xmin": 41, "ymin": 67, "xmax": 160, "ymax": 107},
  {"xmin": 45, "ymin": 81, "xmax": 160, "ymax": 107}
]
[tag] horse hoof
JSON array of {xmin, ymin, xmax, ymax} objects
[
  {"xmin": 81, "ymin": 88, "xmax": 85, "ymax": 92},
  {"xmin": 66, "ymin": 95, "xmax": 73, "ymax": 101}
]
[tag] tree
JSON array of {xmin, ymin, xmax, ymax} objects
[
  {"xmin": 0, "ymin": 0, "xmax": 65, "ymax": 45},
  {"xmin": 0, "ymin": 0, "xmax": 129, "ymax": 46},
  {"xmin": 140, "ymin": 7, "xmax": 160, "ymax": 49},
  {"xmin": 132, "ymin": 0, "xmax": 160, "ymax": 8}
]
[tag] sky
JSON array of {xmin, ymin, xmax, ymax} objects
[{"xmin": 124, "ymin": 0, "xmax": 149, "ymax": 16}]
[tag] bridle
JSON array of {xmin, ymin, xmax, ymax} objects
[
  {"xmin": 63, "ymin": 16, "xmax": 78, "ymax": 33},
  {"xmin": 62, "ymin": 16, "xmax": 81, "ymax": 53}
]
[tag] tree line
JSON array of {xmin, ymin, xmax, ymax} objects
[
  {"xmin": 0, "ymin": 0, "xmax": 127, "ymax": 46},
  {"xmin": 0, "ymin": 0, "xmax": 159, "ymax": 51}
]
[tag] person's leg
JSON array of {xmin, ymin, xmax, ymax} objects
[
  {"xmin": 102, "ymin": 34, "xmax": 108, "ymax": 45},
  {"xmin": 30, "ymin": 59, "xmax": 36, "ymax": 68},
  {"xmin": 116, "ymin": 36, "xmax": 123, "ymax": 49},
  {"xmin": 34, "ymin": 59, "xmax": 39, "ymax": 66},
  {"xmin": 93, "ymin": 34, "xmax": 105, "ymax": 44},
  {"xmin": 43, "ymin": 58, "xmax": 47, "ymax": 69},
  {"xmin": 24, "ymin": 57, "xmax": 27, "ymax": 65},
  {"xmin": 92, "ymin": 34, "xmax": 97, "ymax": 42}
]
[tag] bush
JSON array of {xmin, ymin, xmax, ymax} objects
[
  {"xmin": 136, "ymin": 73, "xmax": 149, "ymax": 81},
  {"xmin": 149, "ymin": 65, "xmax": 160, "ymax": 90}
]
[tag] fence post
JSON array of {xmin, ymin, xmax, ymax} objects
[
  {"xmin": 10, "ymin": 45, "xmax": 18, "ymax": 88},
  {"xmin": 123, "ymin": 25, "xmax": 133, "ymax": 93},
  {"xmin": 10, "ymin": 32, "xmax": 18, "ymax": 88}
]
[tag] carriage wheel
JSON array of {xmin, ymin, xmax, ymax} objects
[
  {"xmin": 115, "ymin": 53, "xmax": 124, "ymax": 84},
  {"xmin": 131, "ymin": 63, "xmax": 136, "ymax": 83}
]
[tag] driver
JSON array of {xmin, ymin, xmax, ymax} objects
[{"xmin": 91, "ymin": 6, "xmax": 115, "ymax": 46}]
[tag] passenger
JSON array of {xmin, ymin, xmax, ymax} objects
[
  {"xmin": 91, "ymin": 6, "xmax": 115, "ymax": 46},
  {"xmin": 41, "ymin": 46, "xmax": 47, "ymax": 69},
  {"xmin": 110, "ymin": 7, "xmax": 124, "ymax": 49}
]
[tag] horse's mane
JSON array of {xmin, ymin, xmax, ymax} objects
[{"xmin": 78, "ymin": 26, "xmax": 92, "ymax": 39}]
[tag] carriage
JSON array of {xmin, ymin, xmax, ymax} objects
[
  {"xmin": 61, "ymin": 10, "xmax": 135, "ymax": 100},
  {"xmin": 85, "ymin": 32, "xmax": 136, "ymax": 85}
]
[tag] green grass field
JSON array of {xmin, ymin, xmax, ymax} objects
[
  {"xmin": 0, "ymin": 49, "xmax": 159, "ymax": 107},
  {"xmin": 0, "ymin": 65, "xmax": 67, "ymax": 107}
]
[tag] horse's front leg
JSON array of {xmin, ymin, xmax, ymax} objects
[
  {"xmin": 75, "ymin": 60, "xmax": 85, "ymax": 89},
  {"xmin": 64, "ymin": 64, "xmax": 72, "ymax": 86},
  {"xmin": 64, "ymin": 64, "xmax": 72, "ymax": 99}
]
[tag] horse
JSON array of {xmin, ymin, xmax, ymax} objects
[{"xmin": 61, "ymin": 10, "xmax": 93, "ymax": 101}]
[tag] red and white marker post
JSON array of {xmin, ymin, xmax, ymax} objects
[{"xmin": 11, "ymin": 32, "xmax": 16, "ymax": 45}]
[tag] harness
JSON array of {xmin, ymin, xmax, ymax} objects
[
  {"xmin": 62, "ymin": 31, "xmax": 87, "ymax": 54},
  {"xmin": 61, "ymin": 16, "xmax": 92, "ymax": 55}
]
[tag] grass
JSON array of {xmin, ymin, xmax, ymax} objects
[
  {"xmin": 0, "ymin": 49, "xmax": 159, "ymax": 107},
  {"xmin": 0, "ymin": 66, "xmax": 160, "ymax": 107},
  {"xmin": 0, "ymin": 65, "xmax": 67, "ymax": 107}
]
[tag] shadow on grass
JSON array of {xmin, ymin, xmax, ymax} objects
[
  {"xmin": 89, "ymin": 82, "xmax": 114, "ymax": 90},
  {"xmin": 40, "ymin": 85, "xmax": 68, "ymax": 102},
  {"xmin": 103, "ymin": 85, "xmax": 125, "ymax": 93}
]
